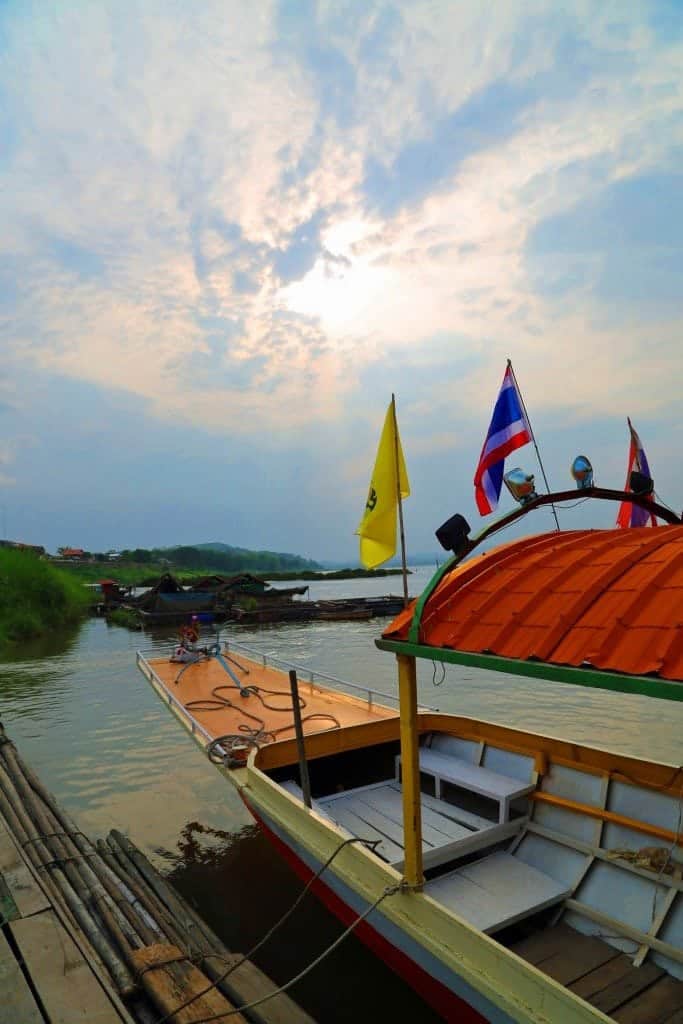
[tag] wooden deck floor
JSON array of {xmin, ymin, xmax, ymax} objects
[
  {"xmin": 0, "ymin": 816, "xmax": 129, "ymax": 1024},
  {"xmin": 147, "ymin": 651, "xmax": 398, "ymax": 744},
  {"xmin": 512, "ymin": 923, "xmax": 683, "ymax": 1022}
]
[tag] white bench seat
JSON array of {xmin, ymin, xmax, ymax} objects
[
  {"xmin": 397, "ymin": 749, "xmax": 535, "ymax": 823},
  {"xmin": 425, "ymin": 851, "xmax": 571, "ymax": 934},
  {"xmin": 282, "ymin": 779, "xmax": 526, "ymax": 871}
]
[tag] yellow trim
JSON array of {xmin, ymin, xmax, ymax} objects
[
  {"xmin": 397, "ymin": 654, "xmax": 423, "ymax": 889},
  {"xmin": 532, "ymin": 791, "xmax": 683, "ymax": 847}
]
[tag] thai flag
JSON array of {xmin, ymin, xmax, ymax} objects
[
  {"xmin": 474, "ymin": 365, "xmax": 532, "ymax": 515},
  {"xmin": 616, "ymin": 418, "xmax": 657, "ymax": 528}
]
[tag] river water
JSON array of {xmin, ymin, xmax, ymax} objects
[{"xmin": 1, "ymin": 566, "xmax": 681, "ymax": 1022}]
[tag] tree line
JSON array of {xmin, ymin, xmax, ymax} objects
[{"xmin": 114, "ymin": 545, "xmax": 321, "ymax": 573}]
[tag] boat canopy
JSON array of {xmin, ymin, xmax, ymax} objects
[{"xmin": 379, "ymin": 525, "xmax": 683, "ymax": 700}]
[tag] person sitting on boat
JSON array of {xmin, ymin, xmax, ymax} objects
[
  {"xmin": 182, "ymin": 618, "xmax": 200, "ymax": 646},
  {"xmin": 171, "ymin": 618, "xmax": 200, "ymax": 663}
]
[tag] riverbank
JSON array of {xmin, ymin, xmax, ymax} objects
[
  {"xmin": 56, "ymin": 559, "xmax": 408, "ymax": 587},
  {"xmin": 0, "ymin": 549, "xmax": 90, "ymax": 648}
]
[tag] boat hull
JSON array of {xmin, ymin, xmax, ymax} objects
[{"xmin": 244, "ymin": 794, "xmax": 503, "ymax": 1024}]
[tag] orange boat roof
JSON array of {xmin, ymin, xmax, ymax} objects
[{"xmin": 383, "ymin": 526, "xmax": 683, "ymax": 682}]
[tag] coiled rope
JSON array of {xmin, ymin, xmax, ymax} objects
[{"xmin": 185, "ymin": 684, "xmax": 341, "ymax": 767}]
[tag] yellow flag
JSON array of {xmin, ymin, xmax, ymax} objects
[{"xmin": 356, "ymin": 400, "xmax": 410, "ymax": 569}]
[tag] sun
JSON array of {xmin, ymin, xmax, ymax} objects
[{"xmin": 279, "ymin": 218, "xmax": 391, "ymax": 332}]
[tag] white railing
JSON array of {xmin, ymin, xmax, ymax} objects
[
  {"xmin": 136, "ymin": 650, "xmax": 220, "ymax": 750},
  {"xmin": 136, "ymin": 640, "xmax": 439, "ymax": 714},
  {"xmin": 220, "ymin": 638, "xmax": 438, "ymax": 712}
]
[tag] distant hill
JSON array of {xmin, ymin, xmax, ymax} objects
[{"xmin": 165, "ymin": 542, "xmax": 322, "ymax": 573}]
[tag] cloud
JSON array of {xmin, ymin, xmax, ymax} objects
[{"xmin": 1, "ymin": 1, "xmax": 682, "ymax": 554}]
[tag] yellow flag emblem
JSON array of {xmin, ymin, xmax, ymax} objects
[{"xmin": 356, "ymin": 401, "xmax": 410, "ymax": 569}]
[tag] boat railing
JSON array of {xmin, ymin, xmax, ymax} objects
[
  {"xmin": 136, "ymin": 650, "xmax": 223, "ymax": 752},
  {"xmin": 220, "ymin": 638, "xmax": 438, "ymax": 712}
]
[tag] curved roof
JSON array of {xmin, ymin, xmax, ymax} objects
[{"xmin": 383, "ymin": 526, "xmax": 683, "ymax": 682}]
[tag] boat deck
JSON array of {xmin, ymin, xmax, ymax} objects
[
  {"xmin": 142, "ymin": 650, "xmax": 398, "ymax": 748},
  {"xmin": 512, "ymin": 923, "xmax": 683, "ymax": 1022}
]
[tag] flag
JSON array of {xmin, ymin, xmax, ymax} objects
[
  {"xmin": 616, "ymin": 418, "xmax": 657, "ymax": 528},
  {"xmin": 356, "ymin": 401, "xmax": 410, "ymax": 569},
  {"xmin": 474, "ymin": 365, "xmax": 532, "ymax": 515}
]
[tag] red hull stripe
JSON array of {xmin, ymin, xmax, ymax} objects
[{"xmin": 251, "ymin": 807, "xmax": 490, "ymax": 1023}]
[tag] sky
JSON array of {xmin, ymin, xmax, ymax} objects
[{"xmin": 1, "ymin": 1, "xmax": 682, "ymax": 562}]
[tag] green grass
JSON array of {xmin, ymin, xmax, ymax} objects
[
  {"xmin": 0, "ymin": 550, "xmax": 91, "ymax": 648},
  {"xmin": 105, "ymin": 607, "xmax": 141, "ymax": 630}
]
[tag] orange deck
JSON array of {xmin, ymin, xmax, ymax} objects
[
  {"xmin": 384, "ymin": 526, "xmax": 683, "ymax": 681},
  {"xmin": 146, "ymin": 651, "xmax": 398, "ymax": 747}
]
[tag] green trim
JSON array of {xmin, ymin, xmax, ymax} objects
[
  {"xmin": 407, "ymin": 556, "xmax": 457, "ymax": 644},
  {"xmin": 376, "ymin": 638, "xmax": 683, "ymax": 703}
]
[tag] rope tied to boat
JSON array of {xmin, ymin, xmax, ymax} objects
[{"xmin": 154, "ymin": 835, "xmax": 415, "ymax": 1024}]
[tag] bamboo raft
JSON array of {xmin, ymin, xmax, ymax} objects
[{"xmin": 0, "ymin": 724, "xmax": 316, "ymax": 1024}]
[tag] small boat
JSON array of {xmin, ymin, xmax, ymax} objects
[{"xmin": 138, "ymin": 485, "xmax": 683, "ymax": 1023}]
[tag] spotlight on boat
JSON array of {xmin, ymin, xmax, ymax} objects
[
  {"xmin": 571, "ymin": 455, "xmax": 594, "ymax": 490},
  {"xmin": 629, "ymin": 470, "xmax": 654, "ymax": 496},
  {"xmin": 435, "ymin": 513, "xmax": 471, "ymax": 555},
  {"xmin": 503, "ymin": 468, "xmax": 537, "ymax": 506}
]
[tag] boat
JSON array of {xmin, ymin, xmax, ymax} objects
[{"xmin": 137, "ymin": 483, "xmax": 683, "ymax": 1023}]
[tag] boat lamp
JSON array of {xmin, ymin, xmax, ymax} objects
[
  {"xmin": 436, "ymin": 513, "xmax": 471, "ymax": 555},
  {"xmin": 571, "ymin": 455, "xmax": 594, "ymax": 490},
  {"xmin": 629, "ymin": 470, "xmax": 654, "ymax": 496},
  {"xmin": 503, "ymin": 468, "xmax": 537, "ymax": 506}
]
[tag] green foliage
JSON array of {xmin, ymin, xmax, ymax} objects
[
  {"xmin": 116, "ymin": 544, "xmax": 322, "ymax": 574},
  {"xmin": 0, "ymin": 549, "xmax": 90, "ymax": 647},
  {"xmin": 106, "ymin": 607, "xmax": 141, "ymax": 630}
]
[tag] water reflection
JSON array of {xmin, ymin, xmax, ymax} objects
[
  {"xmin": 1, "ymin": 619, "xmax": 82, "ymax": 662},
  {"xmin": 167, "ymin": 821, "xmax": 443, "ymax": 1024}
]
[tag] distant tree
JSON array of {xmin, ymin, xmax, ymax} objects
[{"xmin": 130, "ymin": 548, "xmax": 153, "ymax": 563}]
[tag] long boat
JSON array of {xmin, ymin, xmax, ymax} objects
[{"xmin": 137, "ymin": 486, "xmax": 683, "ymax": 1023}]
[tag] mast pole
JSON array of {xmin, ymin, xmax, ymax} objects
[
  {"xmin": 507, "ymin": 359, "xmax": 560, "ymax": 532},
  {"xmin": 391, "ymin": 393, "xmax": 410, "ymax": 607},
  {"xmin": 397, "ymin": 653, "xmax": 423, "ymax": 890}
]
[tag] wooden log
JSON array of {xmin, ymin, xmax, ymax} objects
[
  {"xmin": 200, "ymin": 954, "xmax": 319, "ymax": 1024},
  {"xmin": 14, "ymin": 751, "xmax": 159, "ymax": 947},
  {"xmin": 130, "ymin": 942, "xmax": 247, "ymax": 1023},
  {"xmin": 93, "ymin": 841, "xmax": 162, "ymax": 936},
  {"xmin": 102, "ymin": 839, "xmax": 197, "ymax": 955},
  {"xmin": 109, "ymin": 830, "xmax": 215, "ymax": 955},
  {"xmin": 0, "ymin": 762, "xmax": 135, "ymax": 997},
  {"xmin": 0, "ymin": 790, "xmax": 135, "ymax": 1024},
  {"xmin": 110, "ymin": 834, "xmax": 318, "ymax": 1024},
  {"xmin": 0, "ymin": 746, "xmax": 139, "ymax": 962},
  {"xmin": 0, "ymin": 815, "xmax": 49, "ymax": 918},
  {"xmin": 38, "ymin": 800, "xmax": 148, "ymax": 949},
  {"xmin": 0, "ymin": 778, "xmax": 82, "ymax": 939}
]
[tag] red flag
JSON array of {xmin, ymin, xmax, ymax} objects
[{"xmin": 616, "ymin": 418, "xmax": 657, "ymax": 528}]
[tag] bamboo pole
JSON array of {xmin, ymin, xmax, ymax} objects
[
  {"xmin": 39, "ymin": 800, "xmax": 151, "ymax": 948},
  {"xmin": 97, "ymin": 839, "xmax": 189, "ymax": 951},
  {"xmin": 0, "ymin": 761, "xmax": 136, "ymax": 996},
  {"xmin": 109, "ymin": 830, "xmax": 216, "ymax": 954},
  {"xmin": 14, "ymin": 747, "xmax": 161, "ymax": 944},
  {"xmin": 1, "ymin": 741, "xmax": 139, "ymax": 958}
]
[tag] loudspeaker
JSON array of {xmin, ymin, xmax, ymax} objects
[
  {"xmin": 435, "ymin": 513, "xmax": 471, "ymax": 554},
  {"xmin": 629, "ymin": 470, "xmax": 654, "ymax": 496}
]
